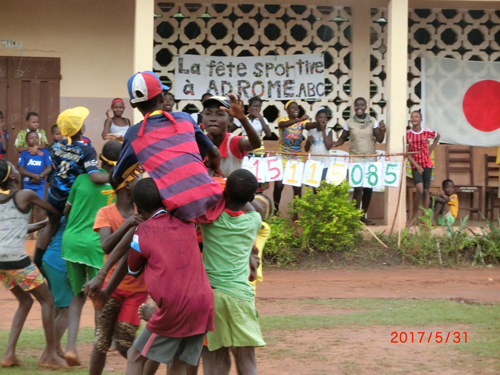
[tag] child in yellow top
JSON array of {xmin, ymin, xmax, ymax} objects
[{"xmin": 433, "ymin": 179, "xmax": 459, "ymax": 226}]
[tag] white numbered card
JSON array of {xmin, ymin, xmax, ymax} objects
[
  {"xmin": 242, "ymin": 157, "xmax": 267, "ymax": 183},
  {"xmin": 363, "ymin": 162, "xmax": 383, "ymax": 188},
  {"xmin": 283, "ymin": 160, "xmax": 305, "ymax": 187},
  {"xmin": 303, "ymin": 160, "xmax": 323, "ymax": 187},
  {"xmin": 349, "ymin": 163, "xmax": 364, "ymax": 187},
  {"xmin": 265, "ymin": 156, "xmax": 284, "ymax": 182},
  {"xmin": 384, "ymin": 162, "xmax": 401, "ymax": 187},
  {"xmin": 326, "ymin": 162, "xmax": 348, "ymax": 186}
]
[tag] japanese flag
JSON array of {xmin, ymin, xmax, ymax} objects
[{"xmin": 422, "ymin": 55, "xmax": 500, "ymax": 147}]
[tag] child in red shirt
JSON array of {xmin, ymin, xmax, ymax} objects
[{"xmin": 126, "ymin": 178, "xmax": 214, "ymax": 374}]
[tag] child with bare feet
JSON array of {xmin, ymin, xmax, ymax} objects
[
  {"xmin": 0, "ymin": 160, "xmax": 66, "ymax": 368},
  {"xmin": 126, "ymin": 178, "xmax": 215, "ymax": 375},
  {"xmin": 433, "ymin": 179, "xmax": 458, "ymax": 226}
]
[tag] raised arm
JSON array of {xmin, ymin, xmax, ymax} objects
[
  {"xmin": 102, "ymin": 110, "xmax": 114, "ymax": 140},
  {"xmin": 373, "ymin": 120, "xmax": 386, "ymax": 143}
]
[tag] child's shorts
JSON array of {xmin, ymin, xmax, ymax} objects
[
  {"xmin": 65, "ymin": 260, "xmax": 99, "ymax": 296},
  {"xmin": 134, "ymin": 327, "xmax": 206, "ymax": 366},
  {"xmin": 437, "ymin": 213, "xmax": 455, "ymax": 227},
  {"xmin": 42, "ymin": 261, "xmax": 72, "ymax": 308},
  {"xmin": 109, "ymin": 287, "xmax": 148, "ymax": 326},
  {"xmin": 412, "ymin": 167, "xmax": 433, "ymax": 189},
  {"xmin": 207, "ymin": 289, "xmax": 265, "ymax": 351},
  {"xmin": 46, "ymin": 189, "xmax": 67, "ymax": 214},
  {"xmin": 0, "ymin": 264, "xmax": 44, "ymax": 291}
]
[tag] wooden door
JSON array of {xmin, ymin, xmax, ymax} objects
[{"xmin": 0, "ymin": 57, "xmax": 60, "ymax": 162}]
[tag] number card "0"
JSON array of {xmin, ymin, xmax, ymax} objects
[
  {"xmin": 283, "ymin": 160, "xmax": 305, "ymax": 187},
  {"xmin": 349, "ymin": 163, "xmax": 364, "ymax": 187}
]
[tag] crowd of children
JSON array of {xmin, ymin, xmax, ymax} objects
[{"xmin": 0, "ymin": 68, "xmax": 461, "ymax": 374}]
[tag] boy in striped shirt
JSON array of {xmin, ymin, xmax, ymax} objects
[{"xmin": 113, "ymin": 71, "xmax": 223, "ymax": 222}]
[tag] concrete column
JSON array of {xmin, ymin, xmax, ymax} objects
[
  {"xmin": 385, "ymin": 0, "xmax": 409, "ymax": 227},
  {"xmin": 133, "ymin": 0, "xmax": 155, "ymax": 123},
  {"xmin": 350, "ymin": 0, "xmax": 371, "ymax": 102}
]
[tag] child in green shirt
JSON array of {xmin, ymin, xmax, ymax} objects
[{"xmin": 15, "ymin": 112, "xmax": 48, "ymax": 154}]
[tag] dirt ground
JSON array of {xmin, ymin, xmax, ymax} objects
[{"xmin": 2, "ymin": 267, "xmax": 499, "ymax": 374}]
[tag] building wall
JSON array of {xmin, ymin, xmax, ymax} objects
[{"xmin": 0, "ymin": 0, "xmax": 135, "ymax": 154}]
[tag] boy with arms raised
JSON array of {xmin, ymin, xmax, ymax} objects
[
  {"xmin": 201, "ymin": 169, "xmax": 265, "ymax": 375},
  {"xmin": 126, "ymin": 178, "xmax": 214, "ymax": 375}
]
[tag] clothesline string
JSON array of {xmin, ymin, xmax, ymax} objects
[{"xmin": 251, "ymin": 150, "xmax": 420, "ymax": 158}]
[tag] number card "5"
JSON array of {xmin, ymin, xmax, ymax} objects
[
  {"xmin": 326, "ymin": 162, "xmax": 348, "ymax": 186},
  {"xmin": 266, "ymin": 157, "xmax": 284, "ymax": 182},
  {"xmin": 283, "ymin": 160, "xmax": 305, "ymax": 187},
  {"xmin": 384, "ymin": 162, "xmax": 401, "ymax": 187},
  {"xmin": 242, "ymin": 157, "xmax": 267, "ymax": 182},
  {"xmin": 303, "ymin": 160, "xmax": 323, "ymax": 188}
]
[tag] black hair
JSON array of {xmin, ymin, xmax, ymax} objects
[
  {"xmin": 163, "ymin": 92, "xmax": 175, "ymax": 99},
  {"xmin": 108, "ymin": 168, "xmax": 119, "ymax": 191},
  {"xmin": 201, "ymin": 92, "xmax": 213, "ymax": 101},
  {"xmin": 354, "ymin": 97, "xmax": 367, "ymax": 105},
  {"xmin": 0, "ymin": 159, "xmax": 10, "ymax": 190},
  {"xmin": 26, "ymin": 112, "xmax": 39, "ymax": 121},
  {"xmin": 225, "ymin": 169, "xmax": 258, "ymax": 205},
  {"xmin": 133, "ymin": 178, "xmax": 164, "ymax": 213},
  {"xmin": 25, "ymin": 130, "xmax": 39, "ymax": 141},
  {"xmin": 442, "ymin": 179, "xmax": 454, "ymax": 188},
  {"xmin": 248, "ymin": 96, "xmax": 263, "ymax": 106},
  {"xmin": 411, "ymin": 110, "xmax": 422, "ymax": 118},
  {"xmin": 102, "ymin": 140, "xmax": 122, "ymax": 166},
  {"xmin": 134, "ymin": 93, "xmax": 162, "ymax": 113},
  {"xmin": 51, "ymin": 124, "xmax": 59, "ymax": 133}
]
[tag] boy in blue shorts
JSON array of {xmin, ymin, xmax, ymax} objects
[
  {"xmin": 201, "ymin": 169, "xmax": 265, "ymax": 375},
  {"xmin": 35, "ymin": 107, "xmax": 110, "ymax": 268}
]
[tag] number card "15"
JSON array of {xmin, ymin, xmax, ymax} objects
[{"xmin": 242, "ymin": 157, "xmax": 267, "ymax": 182}]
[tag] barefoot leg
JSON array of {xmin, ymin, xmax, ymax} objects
[
  {"xmin": 1, "ymin": 286, "xmax": 33, "ymax": 367},
  {"xmin": 54, "ymin": 307, "xmax": 69, "ymax": 356},
  {"xmin": 64, "ymin": 292, "xmax": 87, "ymax": 366},
  {"xmin": 30, "ymin": 283, "xmax": 66, "ymax": 367}
]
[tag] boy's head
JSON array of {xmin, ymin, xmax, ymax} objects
[
  {"xmin": 442, "ymin": 179, "xmax": 455, "ymax": 196},
  {"xmin": 26, "ymin": 112, "xmax": 40, "ymax": 131},
  {"xmin": 224, "ymin": 169, "xmax": 258, "ymax": 206},
  {"xmin": 162, "ymin": 92, "xmax": 175, "ymax": 112},
  {"xmin": 410, "ymin": 110, "xmax": 422, "ymax": 126},
  {"xmin": 128, "ymin": 71, "xmax": 169, "ymax": 115},
  {"xmin": 100, "ymin": 140, "xmax": 122, "ymax": 171},
  {"xmin": 51, "ymin": 124, "xmax": 63, "ymax": 142},
  {"xmin": 26, "ymin": 131, "xmax": 40, "ymax": 147},
  {"xmin": 57, "ymin": 106, "xmax": 89, "ymax": 145},
  {"xmin": 0, "ymin": 160, "xmax": 20, "ymax": 189},
  {"xmin": 201, "ymin": 93, "xmax": 213, "ymax": 102},
  {"xmin": 315, "ymin": 107, "xmax": 332, "ymax": 126},
  {"xmin": 202, "ymin": 96, "xmax": 231, "ymax": 136},
  {"xmin": 354, "ymin": 97, "xmax": 367, "ymax": 117},
  {"xmin": 285, "ymin": 100, "xmax": 299, "ymax": 119},
  {"xmin": 111, "ymin": 98, "xmax": 125, "ymax": 117},
  {"xmin": 133, "ymin": 178, "xmax": 164, "ymax": 217}
]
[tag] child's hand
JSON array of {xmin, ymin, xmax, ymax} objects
[
  {"xmin": 31, "ymin": 175, "xmax": 42, "ymax": 184},
  {"xmin": 416, "ymin": 165, "xmax": 424, "ymax": 174},
  {"xmin": 206, "ymin": 145, "xmax": 221, "ymax": 171},
  {"xmin": 300, "ymin": 114, "xmax": 310, "ymax": 122},
  {"xmin": 248, "ymin": 106, "xmax": 262, "ymax": 119},
  {"xmin": 106, "ymin": 109, "xmax": 114, "ymax": 119},
  {"xmin": 29, "ymin": 145, "xmax": 39, "ymax": 155},
  {"xmin": 127, "ymin": 214, "xmax": 144, "ymax": 228},
  {"xmin": 105, "ymin": 134, "xmax": 124, "ymax": 143},
  {"xmin": 82, "ymin": 275, "xmax": 105, "ymax": 297},
  {"xmin": 308, "ymin": 135, "xmax": 314, "ymax": 143},
  {"xmin": 223, "ymin": 94, "xmax": 245, "ymax": 120}
]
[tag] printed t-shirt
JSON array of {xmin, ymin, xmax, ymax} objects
[
  {"xmin": 215, "ymin": 132, "xmax": 246, "ymax": 178},
  {"xmin": 128, "ymin": 210, "xmax": 214, "ymax": 337},
  {"xmin": 406, "ymin": 127, "xmax": 437, "ymax": 169},
  {"xmin": 233, "ymin": 116, "xmax": 269, "ymax": 137},
  {"xmin": 62, "ymin": 170, "xmax": 113, "ymax": 269},
  {"xmin": 307, "ymin": 127, "xmax": 337, "ymax": 164},
  {"xmin": 49, "ymin": 139, "xmax": 100, "ymax": 201},
  {"xmin": 93, "ymin": 203, "xmax": 146, "ymax": 292},
  {"xmin": 201, "ymin": 209, "xmax": 262, "ymax": 302},
  {"xmin": 278, "ymin": 116, "xmax": 306, "ymax": 154},
  {"xmin": 18, "ymin": 149, "xmax": 52, "ymax": 189},
  {"xmin": 448, "ymin": 194, "xmax": 459, "ymax": 218},
  {"xmin": 113, "ymin": 111, "xmax": 223, "ymax": 222},
  {"xmin": 42, "ymin": 217, "xmax": 68, "ymax": 272},
  {"xmin": 0, "ymin": 130, "xmax": 9, "ymax": 158},
  {"xmin": 15, "ymin": 129, "xmax": 48, "ymax": 148}
]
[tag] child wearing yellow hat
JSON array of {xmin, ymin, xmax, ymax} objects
[{"xmin": 34, "ymin": 107, "xmax": 111, "ymax": 270}]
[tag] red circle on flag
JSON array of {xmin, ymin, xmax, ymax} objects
[{"xmin": 462, "ymin": 80, "xmax": 500, "ymax": 132}]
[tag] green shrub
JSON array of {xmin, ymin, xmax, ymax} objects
[
  {"xmin": 292, "ymin": 181, "xmax": 363, "ymax": 252},
  {"xmin": 263, "ymin": 216, "xmax": 300, "ymax": 266}
]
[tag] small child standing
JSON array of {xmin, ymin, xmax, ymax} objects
[
  {"xmin": 201, "ymin": 169, "xmax": 265, "ymax": 374},
  {"xmin": 407, "ymin": 110, "xmax": 440, "ymax": 226},
  {"xmin": 0, "ymin": 160, "xmax": 66, "ymax": 368},
  {"xmin": 305, "ymin": 107, "xmax": 336, "ymax": 182},
  {"xmin": 18, "ymin": 131, "xmax": 52, "ymax": 200},
  {"xmin": 15, "ymin": 112, "xmax": 48, "ymax": 153},
  {"xmin": 274, "ymin": 100, "xmax": 309, "ymax": 212},
  {"xmin": 126, "ymin": 178, "xmax": 215, "ymax": 374},
  {"xmin": 433, "ymin": 179, "xmax": 459, "ymax": 226}
]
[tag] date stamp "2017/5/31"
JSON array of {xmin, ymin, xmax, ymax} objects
[{"xmin": 391, "ymin": 332, "xmax": 467, "ymax": 344}]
